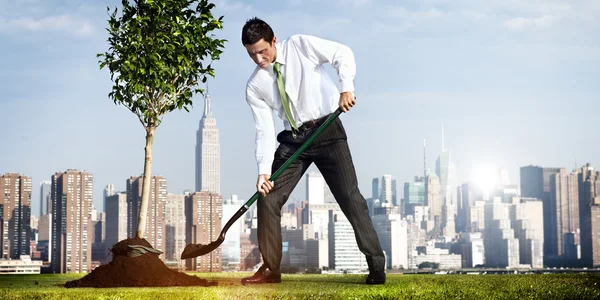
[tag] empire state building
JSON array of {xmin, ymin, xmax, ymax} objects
[{"xmin": 195, "ymin": 91, "xmax": 220, "ymax": 194}]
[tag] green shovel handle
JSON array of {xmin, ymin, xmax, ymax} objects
[{"xmin": 243, "ymin": 107, "xmax": 343, "ymax": 208}]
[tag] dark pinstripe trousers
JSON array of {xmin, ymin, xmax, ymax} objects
[{"xmin": 257, "ymin": 116, "xmax": 386, "ymax": 273}]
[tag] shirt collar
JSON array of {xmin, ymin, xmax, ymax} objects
[{"xmin": 274, "ymin": 42, "xmax": 284, "ymax": 66}]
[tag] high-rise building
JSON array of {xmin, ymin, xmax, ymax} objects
[
  {"xmin": 520, "ymin": 165, "xmax": 561, "ymax": 259},
  {"xmin": 442, "ymin": 204, "xmax": 456, "ymax": 238},
  {"xmin": 435, "ymin": 123, "xmax": 457, "ymax": 208},
  {"xmin": 222, "ymin": 195, "xmax": 243, "ymax": 271},
  {"xmin": 165, "ymin": 194, "xmax": 186, "ymax": 268},
  {"xmin": 0, "ymin": 173, "xmax": 32, "ymax": 259},
  {"xmin": 577, "ymin": 163, "xmax": 600, "ymax": 267},
  {"xmin": 126, "ymin": 176, "xmax": 167, "ymax": 260},
  {"xmin": 373, "ymin": 214, "xmax": 408, "ymax": 269},
  {"xmin": 549, "ymin": 169, "xmax": 580, "ymax": 259},
  {"xmin": 483, "ymin": 198, "xmax": 520, "ymax": 268},
  {"xmin": 403, "ymin": 177, "xmax": 425, "ymax": 217},
  {"xmin": 105, "ymin": 192, "xmax": 128, "ymax": 259},
  {"xmin": 407, "ymin": 216, "xmax": 428, "ymax": 269},
  {"xmin": 91, "ymin": 212, "xmax": 105, "ymax": 263},
  {"xmin": 309, "ymin": 203, "xmax": 341, "ymax": 240},
  {"xmin": 50, "ymin": 169, "xmax": 93, "ymax": 273},
  {"xmin": 426, "ymin": 173, "xmax": 442, "ymax": 236},
  {"xmin": 39, "ymin": 181, "xmax": 51, "ymax": 216},
  {"xmin": 195, "ymin": 91, "xmax": 220, "ymax": 194},
  {"xmin": 469, "ymin": 200, "xmax": 486, "ymax": 233},
  {"xmin": 392, "ymin": 179, "xmax": 398, "ymax": 206},
  {"xmin": 380, "ymin": 175, "xmax": 393, "ymax": 205},
  {"xmin": 281, "ymin": 224, "xmax": 312, "ymax": 268},
  {"xmin": 457, "ymin": 183, "xmax": 484, "ymax": 233},
  {"xmin": 328, "ymin": 213, "xmax": 367, "ymax": 271},
  {"xmin": 452, "ymin": 232, "xmax": 484, "ymax": 268},
  {"xmin": 307, "ymin": 171, "xmax": 325, "ymax": 205},
  {"xmin": 185, "ymin": 191, "xmax": 222, "ymax": 272},
  {"xmin": 37, "ymin": 214, "xmax": 52, "ymax": 262},
  {"xmin": 103, "ymin": 184, "xmax": 115, "ymax": 213},
  {"xmin": 372, "ymin": 178, "xmax": 379, "ymax": 200},
  {"xmin": 511, "ymin": 197, "xmax": 544, "ymax": 268}
]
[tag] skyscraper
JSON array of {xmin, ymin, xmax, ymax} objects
[
  {"xmin": 164, "ymin": 194, "xmax": 186, "ymax": 268},
  {"xmin": 39, "ymin": 181, "xmax": 51, "ymax": 216},
  {"xmin": 392, "ymin": 179, "xmax": 398, "ymax": 206},
  {"xmin": 185, "ymin": 191, "xmax": 222, "ymax": 271},
  {"xmin": 403, "ymin": 177, "xmax": 425, "ymax": 217},
  {"xmin": 103, "ymin": 184, "xmax": 115, "ymax": 213},
  {"xmin": 195, "ymin": 91, "xmax": 220, "ymax": 194},
  {"xmin": 520, "ymin": 165, "xmax": 561, "ymax": 259},
  {"xmin": 577, "ymin": 163, "xmax": 600, "ymax": 267},
  {"xmin": 435, "ymin": 123, "xmax": 457, "ymax": 207},
  {"xmin": 0, "ymin": 173, "xmax": 32, "ymax": 259},
  {"xmin": 328, "ymin": 213, "xmax": 367, "ymax": 271},
  {"xmin": 549, "ymin": 169, "xmax": 580, "ymax": 259},
  {"xmin": 104, "ymin": 192, "xmax": 128, "ymax": 259},
  {"xmin": 51, "ymin": 169, "xmax": 93, "ymax": 273},
  {"xmin": 372, "ymin": 178, "xmax": 379, "ymax": 200},
  {"xmin": 380, "ymin": 175, "xmax": 393, "ymax": 204},
  {"xmin": 459, "ymin": 183, "xmax": 484, "ymax": 233},
  {"xmin": 126, "ymin": 175, "xmax": 167, "ymax": 260},
  {"xmin": 483, "ymin": 198, "xmax": 520, "ymax": 268},
  {"xmin": 511, "ymin": 197, "xmax": 544, "ymax": 268},
  {"xmin": 373, "ymin": 213, "xmax": 408, "ymax": 269},
  {"xmin": 222, "ymin": 195, "xmax": 243, "ymax": 271},
  {"xmin": 426, "ymin": 173, "xmax": 442, "ymax": 236}
]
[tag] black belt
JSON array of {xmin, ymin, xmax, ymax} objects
[{"xmin": 297, "ymin": 113, "xmax": 332, "ymax": 131}]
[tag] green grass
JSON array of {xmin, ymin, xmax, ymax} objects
[{"xmin": 1, "ymin": 272, "xmax": 600, "ymax": 299}]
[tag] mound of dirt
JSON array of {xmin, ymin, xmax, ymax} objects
[{"xmin": 64, "ymin": 238, "xmax": 216, "ymax": 288}]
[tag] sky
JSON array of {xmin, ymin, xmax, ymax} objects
[{"xmin": 1, "ymin": 0, "xmax": 599, "ymax": 216}]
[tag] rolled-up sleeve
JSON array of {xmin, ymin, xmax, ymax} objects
[{"xmin": 246, "ymin": 83, "xmax": 275, "ymax": 175}]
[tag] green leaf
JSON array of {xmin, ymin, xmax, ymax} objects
[{"xmin": 98, "ymin": 0, "xmax": 226, "ymax": 129}]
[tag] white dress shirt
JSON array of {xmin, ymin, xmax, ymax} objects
[{"xmin": 245, "ymin": 34, "xmax": 356, "ymax": 175}]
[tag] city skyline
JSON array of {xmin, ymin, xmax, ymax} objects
[{"xmin": 1, "ymin": 0, "xmax": 599, "ymax": 215}]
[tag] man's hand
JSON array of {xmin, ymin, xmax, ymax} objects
[
  {"xmin": 339, "ymin": 91, "xmax": 356, "ymax": 112},
  {"xmin": 257, "ymin": 174, "xmax": 274, "ymax": 196}
]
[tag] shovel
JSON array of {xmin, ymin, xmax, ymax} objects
[{"xmin": 181, "ymin": 107, "xmax": 343, "ymax": 259}]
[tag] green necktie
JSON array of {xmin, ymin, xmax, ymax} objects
[{"xmin": 273, "ymin": 62, "xmax": 298, "ymax": 132}]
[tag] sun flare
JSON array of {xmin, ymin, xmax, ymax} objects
[{"xmin": 470, "ymin": 163, "xmax": 499, "ymax": 199}]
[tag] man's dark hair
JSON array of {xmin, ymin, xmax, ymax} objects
[{"xmin": 241, "ymin": 17, "xmax": 274, "ymax": 45}]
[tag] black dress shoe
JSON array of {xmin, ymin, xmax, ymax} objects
[
  {"xmin": 241, "ymin": 265, "xmax": 281, "ymax": 285},
  {"xmin": 365, "ymin": 270, "xmax": 386, "ymax": 284}
]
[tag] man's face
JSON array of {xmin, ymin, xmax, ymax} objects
[{"xmin": 244, "ymin": 37, "xmax": 277, "ymax": 69}]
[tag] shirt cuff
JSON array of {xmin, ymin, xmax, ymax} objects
[
  {"xmin": 340, "ymin": 80, "xmax": 354, "ymax": 93},
  {"xmin": 258, "ymin": 162, "xmax": 272, "ymax": 175}
]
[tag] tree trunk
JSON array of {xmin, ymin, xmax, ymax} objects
[{"xmin": 136, "ymin": 126, "xmax": 155, "ymax": 239}]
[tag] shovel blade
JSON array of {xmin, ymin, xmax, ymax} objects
[{"xmin": 180, "ymin": 240, "xmax": 222, "ymax": 259}]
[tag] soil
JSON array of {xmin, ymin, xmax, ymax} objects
[{"xmin": 64, "ymin": 237, "xmax": 216, "ymax": 288}]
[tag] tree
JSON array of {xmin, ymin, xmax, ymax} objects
[{"xmin": 97, "ymin": 0, "xmax": 225, "ymax": 240}]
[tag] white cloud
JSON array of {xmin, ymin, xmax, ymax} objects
[
  {"xmin": 504, "ymin": 15, "xmax": 558, "ymax": 31},
  {"xmin": 0, "ymin": 14, "xmax": 94, "ymax": 37}
]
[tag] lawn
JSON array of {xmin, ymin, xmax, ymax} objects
[{"xmin": 1, "ymin": 272, "xmax": 600, "ymax": 299}]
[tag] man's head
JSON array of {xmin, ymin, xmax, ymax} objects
[{"xmin": 242, "ymin": 17, "xmax": 276, "ymax": 69}]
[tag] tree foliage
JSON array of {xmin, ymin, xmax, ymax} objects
[{"xmin": 98, "ymin": 0, "xmax": 226, "ymax": 130}]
